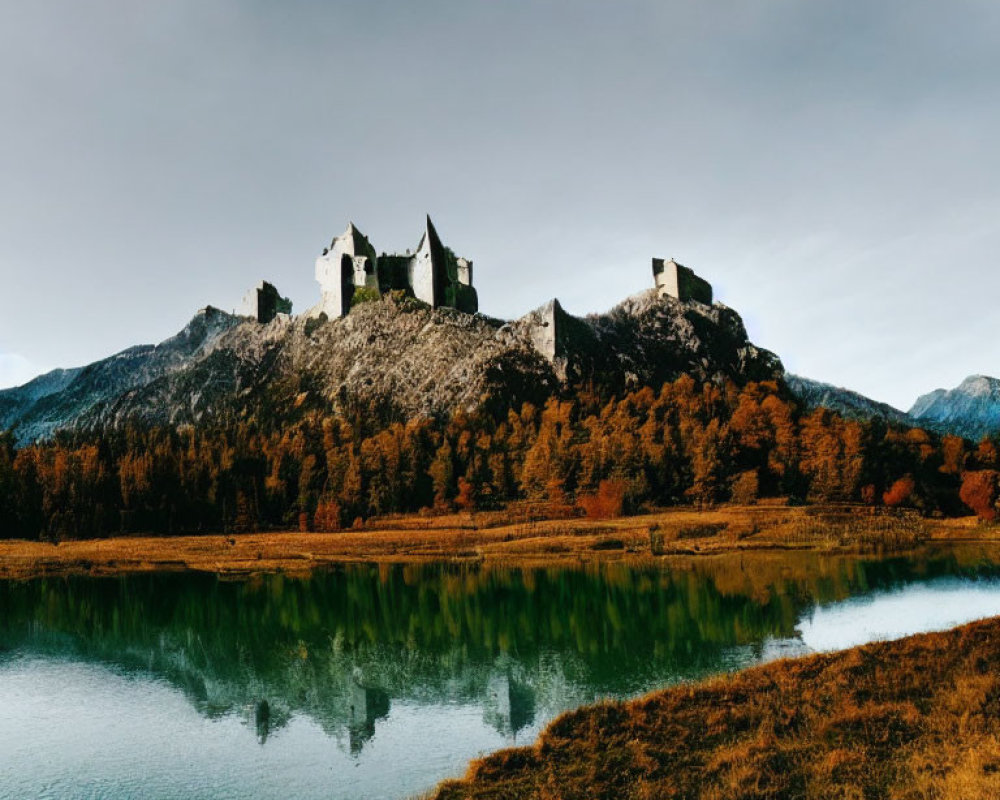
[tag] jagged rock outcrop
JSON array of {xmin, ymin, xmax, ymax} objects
[
  {"xmin": 506, "ymin": 290, "xmax": 782, "ymax": 390},
  {"xmin": 1, "ymin": 291, "xmax": 783, "ymax": 443},
  {"xmin": 785, "ymin": 374, "xmax": 912, "ymax": 426},
  {"xmin": 909, "ymin": 375, "xmax": 1000, "ymax": 440}
]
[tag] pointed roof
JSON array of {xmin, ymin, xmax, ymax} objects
[
  {"xmin": 424, "ymin": 214, "xmax": 440, "ymax": 244},
  {"xmin": 416, "ymin": 214, "xmax": 448, "ymax": 264},
  {"xmin": 330, "ymin": 221, "xmax": 374, "ymax": 255}
]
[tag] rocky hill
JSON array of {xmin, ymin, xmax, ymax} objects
[
  {"xmin": 785, "ymin": 375, "xmax": 912, "ymax": 426},
  {"xmin": 908, "ymin": 375, "xmax": 1000, "ymax": 440},
  {"xmin": 1, "ymin": 291, "xmax": 782, "ymax": 443}
]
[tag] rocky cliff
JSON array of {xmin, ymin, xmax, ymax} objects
[
  {"xmin": 1, "ymin": 291, "xmax": 782, "ymax": 443},
  {"xmin": 909, "ymin": 375, "xmax": 1000, "ymax": 440}
]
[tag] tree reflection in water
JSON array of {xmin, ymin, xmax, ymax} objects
[{"xmin": 2, "ymin": 547, "xmax": 998, "ymax": 754}]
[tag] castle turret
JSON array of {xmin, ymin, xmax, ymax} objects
[
  {"xmin": 313, "ymin": 222, "xmax": 379, "ymax": 318},
  {"xmin": 408, "ymin": 216, "xmax": 447, "ymax": 307},
  {"xmin": 407, "ymin": 215, "xmax": 479, "ymax": 314}
]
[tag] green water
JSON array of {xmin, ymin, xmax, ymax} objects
[{"xmin": 2, "ymin": 550, "xmax": 1000, "ymax": 799}]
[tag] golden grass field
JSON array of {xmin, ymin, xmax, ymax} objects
[
  {"xmin": 0, "ymin": 504, "xmax": 998, "ymax": 581},
  {"xmin": 428, "ymin": 614, "xmax": 1000, "ymax": 800}
]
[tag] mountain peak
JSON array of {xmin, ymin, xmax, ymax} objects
[
  {"xmin": 909, "ymin": 374, "xmax": 1000, "ymax": 439},
  {"xmin": 956, "ymin": 375, "xmax": 1000, "ymax": 395}
]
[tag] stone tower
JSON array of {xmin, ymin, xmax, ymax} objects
[
  {"xmin": 408, "ymin": 216, "xmax": 445, "ymax": 307},
  {"xmin": 407, "ymin": 216, "xmax": 478, "ymax": 314},
  {"xmin": 652, "ymin": 258, "xmax": 713, "ymax": 305},
  {"xmin": 314, "ymin": 222, "xmax": 379, "ymax": 318}
]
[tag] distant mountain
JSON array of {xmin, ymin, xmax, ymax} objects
[
  {"xmin": 909, "ymin": 375, "xmax": 1000, "ymax": 440},
  {"xmin": 785, "ymin": 374, "xmax": 912, "ymax": 425},
  {"xmin": 0, "ymin": 309, "xmax": 241, "ymax": 443},
  {"xmin": 0, "ymin": 291, "xmax": 782, "ymax": 444},
  {"xmin": 0, "ymin": 367, "xmax": 82, "ymax": 430}
]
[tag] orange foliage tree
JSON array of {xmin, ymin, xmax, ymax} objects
[
  {"xmin": 313, "ymin": 497, "xmax": 342, "ymax": 532},
  {"xmin": 454, "ymin": 477, "xmax": 476, "ymax": 512},
  {"xmin": 0, "ymin": 375, "xmax": 985, "ymax": 539},
  {"xmin": 959, "ymin": 470, "xmax": 1000, "ymax": 522}
]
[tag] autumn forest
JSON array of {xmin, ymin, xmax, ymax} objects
[{"xmin": 1, "ymin": 376, "xmax": 998, "ymax": 541}]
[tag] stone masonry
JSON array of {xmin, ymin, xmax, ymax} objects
[
  {"xmin": 310, "ymin": 216, "xmax": 478, "ymax": 318},
  {"xmin": 241, "ymin": 280, "xmax": 292, "ymax": 323},
  {"xmin": 652, "ymin": 258, "xmax": 713, "ymax": 304}
]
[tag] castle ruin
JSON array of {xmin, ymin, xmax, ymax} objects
[
  {"xmin": 520, "ymin": 258, "xmax": 715, "ymax": 366},
  {"xmin": 652, "ymin": 258, "xmax": 713, "ymax": 305},
  {"xmin": 311, "ymin": 216, "xmax": 478, "ymax": 318},
  {"xmin": 241, "ymin": 280, "xmax": 292, "ymax": 323},
  {"xmin": 239, "ymin": 221, "xmax": 715, "ymax": 345}
]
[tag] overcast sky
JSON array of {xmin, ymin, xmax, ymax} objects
[{"xmin": 2, "ymin": 0, "xmax": 999, "ymax": 410}]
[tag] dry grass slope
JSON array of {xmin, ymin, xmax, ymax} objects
[{"xmin": 431, "ymin": 615, "xmax": 1000, "ymax": 800}]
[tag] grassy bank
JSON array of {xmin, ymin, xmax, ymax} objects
[
  {"xmin": 0, "ymin": 505, "xmax": 997, "ymax": 580},
  {"xmin": 431, "ymin": 615, "xmax": 1000, "ymax": 800}
]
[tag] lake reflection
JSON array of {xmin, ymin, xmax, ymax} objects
[{"xmin": 2, "ymin": 549, "xmax": 1000, "ymax": 799}]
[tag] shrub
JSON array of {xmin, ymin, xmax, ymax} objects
[
  {"xmin": 577, "ymin": 479, "xmax": 627, "ymax": 519},
  {"xmin": 883, "ymin": 475, "xmax": 916, "ymax": 507},
  {"xmin": 350, "ymin": 287, "xmax": 381, "ymax": 307},
  {"xmin": 730, "ymin": 470, "xmax": 759, "ymax": 505},
  {"xmin": 304, "ymin": 313, "xmax": 328, "ymax": 337}
]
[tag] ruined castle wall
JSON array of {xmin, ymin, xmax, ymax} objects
[
  {"xmin": 315, "ymin": 251, "xmax": 353, "ymax": 317},
  {"xmin": 242, "ymin": 281, "xmax": 292, "ymax": 323},
  {"xmin": 447, "ymin": 283, "xmax": 479, "ymax": 315},
  {"xmin": 408, "ymin": 243, "xmax": 437, "ymax": 306},
  {"xmin": 653, "ymin": 259, "xmax": 713, "ymax": 305},
  {"xmin": 377, "ymin": 255, "xmax": 411, "ymax": 292},
  {"xmin": 653, "ymin": 261, "xmax": 681, "ymax": 299},
  {"xmin": 678, "ymin": 267, "xmax": 713, "ymax": 305},
  {"xmin": 314, "ymin": 225, "xmax": 380, "ymax": 318},
  {"xmin": 313, "ymin": 220, "xmax": 478, "ymax": 316},
  {"xmin": 353, "ymin": 256, "xmax": 379, "ymax": 291}
]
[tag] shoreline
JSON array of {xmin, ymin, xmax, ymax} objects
[
  {"xmin": 0, "ymin": 505, "xmax": 997, "ymax": 581},
  {"xmin": 430, "ymin": 614, "xmax": 1000, "ymax": 799},
  {"xmin": 5, "ymin": 507, "xmax": 1000, "ymax": 798}
]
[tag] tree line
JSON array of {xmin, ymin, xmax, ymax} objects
[{"xmin": 0, "ymin": 376, "xmax": 996, "ymax": 540}]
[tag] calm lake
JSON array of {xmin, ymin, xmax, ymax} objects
[{"xmin": 3, "ymin": 547, "xmax": 1000, "ymax": 799}]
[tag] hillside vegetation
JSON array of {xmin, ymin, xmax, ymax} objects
[
  {"xmin": 4, "ymin": 293, "xmax": 1000, "ymax": 540},
  {"xmin": 432, "ymin": 614, "xmax": 1000, "ymax": 800},
  {"xmin": 1, "ymin": 372, "xmax": 998, "ymax": 540}
]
